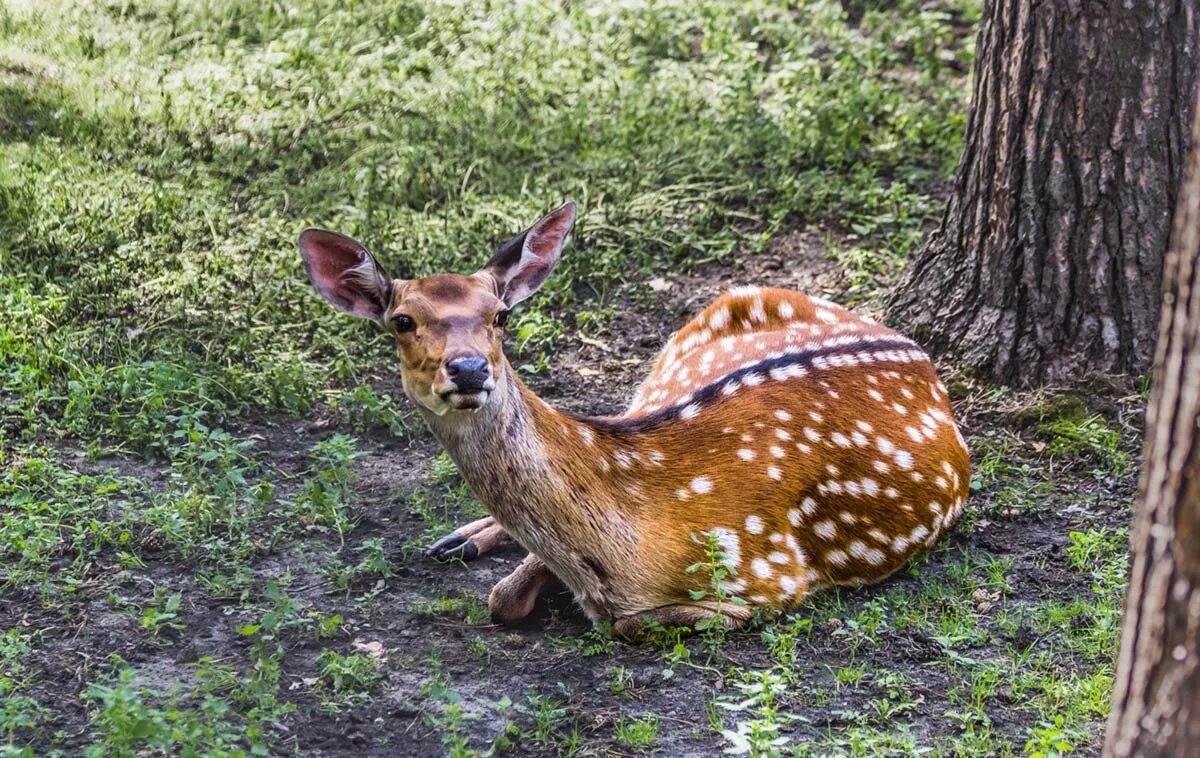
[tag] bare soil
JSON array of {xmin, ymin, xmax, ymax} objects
[{"xmin": 5, "ymin": 227, "xmax": 1135, "ymax": 756}]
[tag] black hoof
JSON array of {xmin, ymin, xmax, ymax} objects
[{"xmin": 426, "ymin": 533, "xmax": 479, "ymax": 562}]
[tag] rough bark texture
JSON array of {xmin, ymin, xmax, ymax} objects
[
  {"xmin": 1105, "ymin": 84, "xmax": 1200, "ymax": 757},
  {"xmin": 887, "ymin": 0, "xmax": 1198, "ymax": 387}
]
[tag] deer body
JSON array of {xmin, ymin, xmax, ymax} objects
[
  {"xmin": 424, "ymin": 286, "xmax": 969, "ymax": 627},
  {"xmin": 299, "ymin": 202, "xmax": 970, "ymax": 634}
]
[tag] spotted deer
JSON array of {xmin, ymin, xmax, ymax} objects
[{"xmin": 298, "ymin": 201, "xmax": 970, "ymax": 636}]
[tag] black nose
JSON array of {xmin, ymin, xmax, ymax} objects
[{"xmin": 446, "ymin": 356, "xmax": 490, "ymax": 391}]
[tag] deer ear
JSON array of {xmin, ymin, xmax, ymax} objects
[
  {"xmin": 480, "ymin": 201, "xmax": 576, "ymax": 307},
  {"xmin": 298, "ymin": 228, "xmax": 393, "ymax": 321}
]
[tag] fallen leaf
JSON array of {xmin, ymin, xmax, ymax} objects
[
  {"xmin": 578, "ymin": 335, "xmax": 612, "ymax": 351},
  {"xmin": 353, "ymin": 638, "xmax": 387, "ymax": 659},
  {"xmin": 577, "ymin": 367, "xmax": 602, "ymax": 377},
  {"xmin": 648, "ymin": 277, "xmax": 674, "ymax": 292},
  {"xmin": 972, "ymin": 588, "xmax": 1000, "ymax": 614}
]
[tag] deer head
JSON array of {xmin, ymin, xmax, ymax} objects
[{"xmin": 298, "ymin": 202, "xmax": 576, "ymax": 417}]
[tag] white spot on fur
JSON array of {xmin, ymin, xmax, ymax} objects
[
  {"xmin": 745, "ymin": 514, "xmax": 764, "ymax": 534},
  {"xmin": 711, "ymin": 528, "xmax": 741, "ymax": 566},
  {"xmin": 749, "ymin": 299, "xmax": 767, "ymax": 324},
  {"xmin": 814, "ymin": 520, "xmax": 837, "ymax": 540},
  {"xmin": 729, "ymin": 285, "xmax": 761, "ymax": 299},
  {"xmin": 718, "ymin": 579, "xmax": 746, "ymax": 594},
  {"xmin": 788, "ymin": 509, "xmax": 802, "ymax": 526},
  {"xmin": 691, "ymin": 476, "xmax": 713, "ymax": 494},
  {"xmin": 708, "ymin": 306, "xmax": 731, "ymax": 330},
  {"xmin": 737, "ymin": 448, "xmax": 756, "ymax": 461},
  {"xmin": 752, "ymin": 558, "xmax": 772, "ymax": 578},
  {"xmin": 849, "ymin": 540, "xmax": 885, "ymax": 565},
  {"xmin": 767, "ymin": 466, "xmax": 783, "ymax": 480}
]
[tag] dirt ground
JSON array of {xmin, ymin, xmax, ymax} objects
[{"xmin": 4, "ymin": 226, "xmax": 1137, "ymax": 756}]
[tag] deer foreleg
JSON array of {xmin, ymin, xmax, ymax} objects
[
  {"xmin": 426, "ymin": 516, "xmax": 512, "ymax": 562},
  {"xmin": 488, "ymin": 552, "xmax": 553, "ymax": 624}
]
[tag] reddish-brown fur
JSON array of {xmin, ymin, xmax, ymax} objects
[{"xmin": 298, "ymin": 203, "xmax": 970, "ymax": 635}]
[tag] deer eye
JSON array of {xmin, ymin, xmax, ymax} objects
[
  {"xmin": 392, "ymin": 314, "xmax": 416, "ymax": 333},
  {"xmin": 494, "ymin": 310, "xmax": 510, "ymax": 328}
]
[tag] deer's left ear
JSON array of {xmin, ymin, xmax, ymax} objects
[{"xmin": 479, "ymin": 201, "xmax": 576, "ymax": 307}]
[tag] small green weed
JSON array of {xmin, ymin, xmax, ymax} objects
[
  {"xmin": 317, "ymin": 650, "xmax": 383, "ymax": 708},
  {"xmin": 614, "ymin": 715, "xmax": 660, "ymax": 749}
]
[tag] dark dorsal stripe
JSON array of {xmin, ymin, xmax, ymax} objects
[{"xmin": 571, "ymin": 337, "xmax": 922, "ymax": 436}]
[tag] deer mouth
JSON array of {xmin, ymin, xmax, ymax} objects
[{"xmin": 441, "ymin": 389, "xmax": 490, "ymax": 411}]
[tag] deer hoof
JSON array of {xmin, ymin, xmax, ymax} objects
[{"xmin": 426, "ymin": 533, "xmax": 479, "ymax": 562}]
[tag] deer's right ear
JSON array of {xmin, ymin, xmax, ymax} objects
[{"xmin": 298, "ymin": 228, "xmax": 393, "ymax": 321}]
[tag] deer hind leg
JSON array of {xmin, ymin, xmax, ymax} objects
[
  {"xmin": 612, "ymin": 600, "xmax": 754, "ymax": 639},
  {"xmin": 426, "ymin": 516, "xmax": 512, "ymax": 562},
  {"xmin": 488, "ymin": 553, "xmax": 554, "ymax": 624}
]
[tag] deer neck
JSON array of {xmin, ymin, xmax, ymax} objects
[{"xmin": 421, "ymin": 363, "xmax": 592, "ymax": 535}]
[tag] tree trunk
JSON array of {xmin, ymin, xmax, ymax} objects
[
  {"xmin": 1104, "ymin": 85, "xmax": 1200, "ymax": 757},
  {"xmin": 886, "ymin": 0, "xmax": 1197, "ymax": 387}
]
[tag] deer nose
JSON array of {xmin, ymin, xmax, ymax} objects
[{"xmin": 445, "ymin": 356, "xmax": 490, "ymax": 391}]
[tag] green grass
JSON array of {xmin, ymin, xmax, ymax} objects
[
  {"xmin": 0, "ymin": 0, "xmax": 1134, "ymax": 754},
  {"xmin": 614, "ymin": 714, "xmax": 660, "ymax": 749}
]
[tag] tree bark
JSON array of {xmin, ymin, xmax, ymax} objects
[
  {"xmin": 887, "ymin": 0, "xmax": 1197, "ymax": 387},
  {"xmin": 1104, "ymin": 77, "xmax": 1200, "ymax": 757}
]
